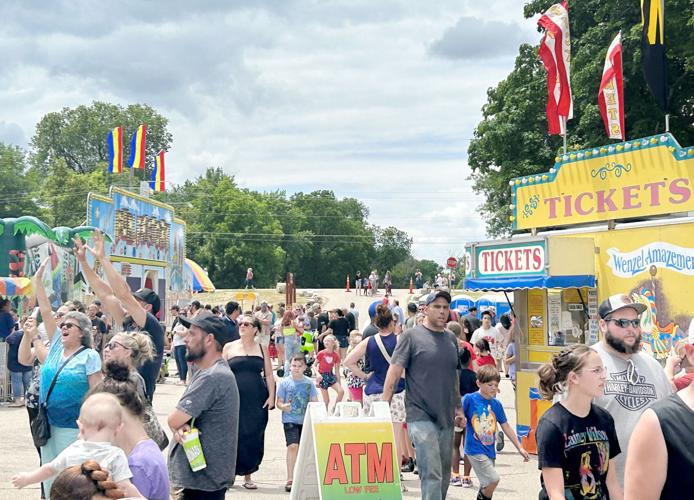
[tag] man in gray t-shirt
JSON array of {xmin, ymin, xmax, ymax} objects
[
  {"xmin": 168, "ymin": 312, "xmax": 238, "ymax": 499},
  {"xmin": 384, "ymin": 290, "xmax": 461, "ymax": 500},
  {"xmin": 592, "ymin": 294, "xmax": 672, "ymax": 487}
]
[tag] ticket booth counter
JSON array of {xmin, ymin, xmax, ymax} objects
[{"xmin": 463, "ymin": 236, "xmax": 597, "ymax": 452}]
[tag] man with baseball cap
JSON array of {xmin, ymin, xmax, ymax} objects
[
  {"xmin": 168, "ymin": 311, "xmax": 238, "ymax": 499},
  {"xmin": 384, "ymin": 290, "xmax": 462, "ymax": 500},
  {"xmin": 592, "ymin": 293, "xmax": 672, "ymax": 486}
]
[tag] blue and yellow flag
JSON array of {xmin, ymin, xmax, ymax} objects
[
  {"xmin": 641, "ymin": 0, "xmax": 667, "ymax": 112},
  {"xmin": 129, "ymin": 124, "xmax": 147, "ymax": 169},
  {"xmin": 150, "ymin": 150, "xmax": 166, "ymax": 192},
  {"xmin": 107, "ymin": 126, "xmax": 123, "ymax": 174}
]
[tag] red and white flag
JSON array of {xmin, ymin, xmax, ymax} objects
[
  {"xmin": 598, "ymin": 32, "xmax": 625, "ymax": 140},
  {"xmin": 538, "ymin": 1, "xmax": 573, "ymax": 136}
]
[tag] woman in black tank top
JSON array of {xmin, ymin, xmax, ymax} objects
[{"xmin": 625, "ymin": 339, "xmax": 694, "ymax": 499}]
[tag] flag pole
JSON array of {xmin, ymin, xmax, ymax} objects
[
  {"xmin": 665, "ymin": 114, "xmax": 670, "ymax": 132},
  {"xmin": 562, "ymin": 117, "xmax": 568, "ymax": 154}
]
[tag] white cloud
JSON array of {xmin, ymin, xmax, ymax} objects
[{"xmin": 0, "ymin": 0, "xmax": 534, "ymax": 264}]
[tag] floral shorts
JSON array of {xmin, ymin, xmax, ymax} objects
[
  {"xmin": 318, "ymin": 372, "xmax": 337, "ymax": 389},
  {"xmin": 363, "ymin": 391, "xmax": 406, "ymax": 423}
]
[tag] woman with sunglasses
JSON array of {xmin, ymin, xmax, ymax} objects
[
  {"xmin": 222, "ymin": 315, "xmax": 275, "ymax": 490},
  {"xmin": 536, "ymin": 345, "xmax": 623, "ymax": 500},
  {"xmin": 102, "ymin": 332, "xmax": 155, "ymax": 402},
  {"xmin": 28, "ymin": 305, "xmax": 101, "ymax": 498}
]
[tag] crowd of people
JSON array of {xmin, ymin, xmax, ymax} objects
[{"xmin": 2, "ymin": 237, "xmax": 694, "ymax": 500}]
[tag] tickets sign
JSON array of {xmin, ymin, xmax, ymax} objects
[
  {"xmin": 474, "ymin": 241, "xmax": 546, "ymax": 279},
  {"xmin": 314, "ymin": 421, "xmax": 401, "ymax": 498},
  {"xmin": 511, "ymin": 133, "xmax": 694, "ymax": 231}
]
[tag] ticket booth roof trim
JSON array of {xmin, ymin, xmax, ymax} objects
[{"xmin": 463, "ymin": 275, "xmax": 596, "ymax": 292}]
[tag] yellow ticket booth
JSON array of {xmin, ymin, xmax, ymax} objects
[
  {"xmin": 463, "ymin": 237, "xmax": 598, "ymax": 452},
  {"xmin": 464, "ymin": 132, "xmax": 694, "ymax": 452}
]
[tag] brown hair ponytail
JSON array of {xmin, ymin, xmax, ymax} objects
[{"xmin": 537, "ymin": 344, "xmax": 595, "ymax": 400}]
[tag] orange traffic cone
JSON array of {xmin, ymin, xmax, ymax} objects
[
  {"xmin": 409, "ymin": 277, "xmax": 414, "ymax": 294},
  {"xmin": 345, "ymin": 274, "xmax": 351, "ymax": 292}
]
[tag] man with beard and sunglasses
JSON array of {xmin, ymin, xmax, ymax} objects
[{"xmin": 592, "ymin": 293, "xmax": 672, "ymax": 487}]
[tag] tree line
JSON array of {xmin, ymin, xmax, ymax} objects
[
  {"xmin": 469, "ymin": 0, "xmax": 693, "ymax": 237},
  {"xmin": 0, "ymin": 102, "xmax": 441, "ymax": 288}
]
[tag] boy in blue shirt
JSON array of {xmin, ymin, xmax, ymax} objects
[
  {"xmin": 463, "ymin": 365, "xmax": 529, "ymax": 499},
  {"xmin": 276, "ymin": 354, "xmax": 319, "ymax": 493}
]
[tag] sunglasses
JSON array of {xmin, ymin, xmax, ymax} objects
[
  {"xmin": 104, "ymin": 340, "xmax": 129, "ymax": 350},
  {"xmin": 60, "ymin": 322, "xmax": 79, "ymax": 330},
  {"xmin": 606, "ymin": 318, "xmax": 641, "ymax": 329},
  {"xmin": 238, "ymin": 321, "xmax": 255, "ymax": 327}
]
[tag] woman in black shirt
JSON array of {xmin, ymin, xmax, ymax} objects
[{"xmin": 536, "ymin": 345, "xmax": 623, "ymax": 500}]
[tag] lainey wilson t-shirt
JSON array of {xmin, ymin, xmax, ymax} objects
[{"xmin": 537, "ymin": 403, "xmax": 621, "ymax": 500}]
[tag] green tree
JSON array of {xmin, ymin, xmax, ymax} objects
[
  {"xmin": 374, "ymin": 226, "xmax": 412, "ymax": 278},
  {"xmin": 391, "ymin": 256, "xmax": 442, "ymax": 289},
  {"xmin": 169, "ymin": 168, "xmax": 286, "ymax": 289},
  {"xmin": 38, "ymin": 159, "xmax": 111, "ymax": 227},
  {"xmin": 470, "ymin": 0, "xmax": 693, "ymax": 237},
  {"xmin": 289, "ymin": 191, "xmax": 375, "ymax": 288},
  {"xmin": 0, "ymin": 143, "xmax": 40, "ymax": 217},
  {"xmin": 31, "ymin": 101, "xmax": 172, "ymax": 175}
]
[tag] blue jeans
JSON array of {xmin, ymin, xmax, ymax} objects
[
  {"xmin": 408, "ymin": 420, "xmax": 454, "ymax": 500},
  {"xmin": 283, "ymin": 335, "xmax": 301, "ymax": 374},
  {"xmin": 10, "ymin": 370, "xmax": 32, "ymax": 399},
  {"xmin": 173, "ymin": 345, "xmax": 188, "ymax": 381}
]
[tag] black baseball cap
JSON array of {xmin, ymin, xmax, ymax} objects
[
  {"xmin": 132, "ymin": 288, "xmax": 160, "ymax": 315},
  {"xmin": 425, "ymin": 290, "xmax": 452, "ymax": 305},
  {"xmin": 178, "ymin": 311, "xmax": 230, "ymax": 347}
]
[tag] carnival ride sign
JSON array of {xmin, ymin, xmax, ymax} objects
[{"xmin": 511, "ymin": 133, "xmax": 694, "ymax": 231}]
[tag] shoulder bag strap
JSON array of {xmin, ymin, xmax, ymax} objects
[
  {"xmin": 45, "ymin": 346, "xmax": 87, "ymax": 404},
  {"xmin": 373, "ymin": 334, "xmax": 392, "ymax": 364}
]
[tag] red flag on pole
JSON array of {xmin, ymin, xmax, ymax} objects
[
  {"xmin": 538, "ymin": 2, "xmax": 573, "ymax": 136},
  {"xmin": 598, "ymin": 32, "xmax": 625, "ymax": 140}
]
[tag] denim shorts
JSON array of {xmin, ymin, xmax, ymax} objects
[
  {"xmin": 336, "ymin": 335, "xmax": 349, "ymax": 349},
  {"xmin": 283, "ymin": 423, "xmax": 304, "ymax": 446},
  {"xmin": 319, "ymin": 372, "xmax": 337, "ymax": 389}
]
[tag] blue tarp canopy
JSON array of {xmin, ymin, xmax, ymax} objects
[{"xmin": 463, "ymin": 275, "xmax": 595, "ymax": 292}]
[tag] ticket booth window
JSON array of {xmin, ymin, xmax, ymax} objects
[{"xmin": 547, "ymin": 288, "xmax": 592, "ymax": 346}]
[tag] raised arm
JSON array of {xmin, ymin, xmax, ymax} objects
[
  {"xmin": 87, "ymin": 231, "xmax": 146, "ymax": 327},
  {"xmin": 18, "ymin": 317, "xmax": 43, "ymax": 365},
  {"xmin": 74, "ymin": 236, "xmax": 126, "ymax": 327},
  {"xmin": 33, "ymin": 258, "xmax": 57, "ymax": 342}
]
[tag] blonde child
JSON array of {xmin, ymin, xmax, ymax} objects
[
  {"xmin": 314, "ymin": 334, "xmax": 344, "ymax": 409},
  {"xmin": 344, "ymin": 330, "xmax": 366, "ymax": 404},
  {"xmin": 12, "ymin": 393, "xmax": 141, "ymax": 498}
]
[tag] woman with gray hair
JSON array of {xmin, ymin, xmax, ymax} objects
[{"xmin": 25, "ymin": 306, "xmax": 102, "ymax": 498}]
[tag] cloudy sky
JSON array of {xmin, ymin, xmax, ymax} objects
[{"xmin": 1, "ymin": 0, "xmax": 539, "ymax": 263}]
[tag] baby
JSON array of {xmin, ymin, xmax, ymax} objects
[{"xmin": 12, "ymin": 392, "xmax": 141, "ymax": 498}]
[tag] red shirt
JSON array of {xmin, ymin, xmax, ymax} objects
[
  {"xmin": 476, "ymin": 354, "xmax": 496, "ymax": 368},
  {"xmin": 316, "ymin": 350, "xmax": 341, "ymax": 373},
  {"xmin": 458, "ymin": 339, "xmax": 477, "ymax": 361}
]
